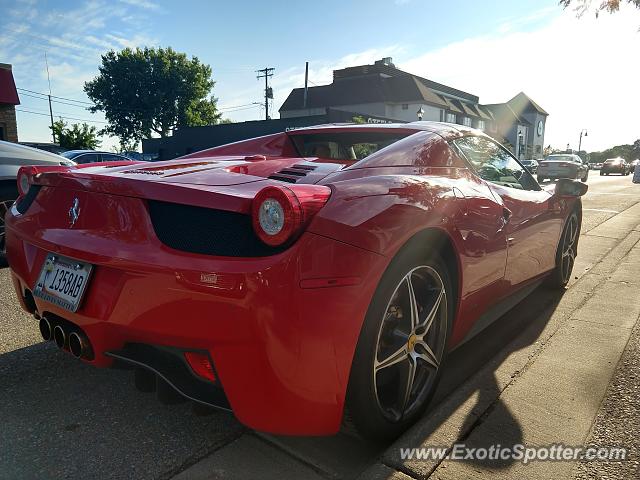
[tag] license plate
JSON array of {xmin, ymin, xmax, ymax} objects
[{"xmin": 33, "ymin": 254, "xmax": 93, "ymax": 312}]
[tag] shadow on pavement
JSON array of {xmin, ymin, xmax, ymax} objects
[
  {"xmin": 0, "ymin": 340, "xmax": 244, "ymax": 480},
  {"xmin": 393, "ymin": 284, "xmax": 566, "ymax": 471},
  {"xmin": 0, "ymin": 283, "xmax": 566, "ymax": 479}
]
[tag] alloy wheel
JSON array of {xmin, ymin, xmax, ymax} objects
[
  {"xmin": 0, "ymin": 200, "xmax": 14, "ymax": 257},
  {"xmin": 560, "ymin": 215, "xmax": 578, "ymax": 284},
  {"xmin": 373, "ymin": 265, "xmax": 447, "ymax": 422}
]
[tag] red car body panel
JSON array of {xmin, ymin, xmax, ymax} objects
[{"xmin": 4, "ymin": 123, "xmax": 578, "ymax": 435}]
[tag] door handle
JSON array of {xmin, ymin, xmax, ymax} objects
[
  {"xmin": 497, "ymin": 206, "xmax": 512, "ymax": 233},
  {"xmin": 502, "ymin": 206, "xmax": 512, "ymax": 222}
]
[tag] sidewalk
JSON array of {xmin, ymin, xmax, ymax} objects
[{"xmin": 365, "ymin": 203, "xmax": 640, "ymax": 479}]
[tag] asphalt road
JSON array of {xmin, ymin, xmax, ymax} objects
[{"xmin": 0, "ymin": 173, "xmax": 637, "ymax": 480}]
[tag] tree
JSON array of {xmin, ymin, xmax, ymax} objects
[
  {"xmin": 84, "ymin": 47, "xmax": 222, "ymax": 147},
  {"xmin": 631, "ymin": 139, "xmax": 640, "ymax": 159},
  {"xmin": 50, "ymin": 119, "xmax": 101, "ymax": 150},
  {"xmin": 560, "ymin": 0, "xmax": 640, "ymax": 16}
]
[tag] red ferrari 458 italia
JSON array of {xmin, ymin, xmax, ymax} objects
[{"xmin": 5, "ymin": 123, "xmax": 587, "ymax": 440}]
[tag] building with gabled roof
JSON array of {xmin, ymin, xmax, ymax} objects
[{"xmin": 280, "ymin": 58, "xmax": 548, "ymax": 159}]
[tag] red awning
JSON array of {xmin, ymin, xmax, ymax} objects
[{"xmin": 0, "ymin": 67, "xmax": 20, "ymax": 105}]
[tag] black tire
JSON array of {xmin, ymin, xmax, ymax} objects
[
  {"xmin": 545, "ymin": 211, "xmax": 579, "ymax": 289},
  {"xmin": 346, "ymin": 247, "xmax": 452, "ymax": 442},
  {"xmin": 600, "ymin": 171, "xmax": 604, "ymax": 176},
  {"xmin": 581, "ymin": 172, "xmax": 588, "ymax": 182},
  {"xmin": 0, "ymin": 183, "xmax": 19, "ymax": 266}
]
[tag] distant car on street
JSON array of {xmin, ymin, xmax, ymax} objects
[
  {"xmin": 600, "ymin": 157, "xmax": 630, "ymax": 176},
  {"xmin": 60, "ymin": 150, "xmax": 133, "ymax": 164},
  {"xmin": 629, "ymin": 159, "xmax": 639, "ymax": 173},
  {"xmin": 537, "ymin": 154, "xmax": 589, "ymax": 183},
  {"xmin": 0, "ymin": 140, "xmax": 76, "ymax": 262},
  {"xmin": 521, "ymin": 159, "xmax": 538, "ymax": 174}
]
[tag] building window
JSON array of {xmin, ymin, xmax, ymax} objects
[
  {"xmin": 463, "ymin": 117, "xmax": 472, "ymax": 127},
  {"xmin": 477, "ymin": 120, "xmax": 485, "ymax": 130},
  {"xmin": 401, "ymin": 104, "xmax": 408, "ymax": 110},
  {"xmin": 446, "ymin": 113, "xmax": 456, "ymax": 123}
]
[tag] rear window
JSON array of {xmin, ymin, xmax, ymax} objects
[
  {"xmin": 289, "ymin": 131, "xmax": 413, "ymax": 162},
  {"xmin": 546, "ymin": 155, "xmax": 577, "ymax": 162}
]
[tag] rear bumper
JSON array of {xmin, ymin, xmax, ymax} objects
[
  {"xmin": 6, "ymin": 210, "xmax": 386, "ymax": 435},
  {"xmin": 601, "ymin": 166, "xmax": 625, "ymax": 174},
  {"xmin": 537, "ymin": 167, "xmax": 579, "ymax": 178}
]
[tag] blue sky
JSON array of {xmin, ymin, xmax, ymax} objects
[{"xmin": 2, "ymin": 0, "xmax": 639, "ymax": 151}]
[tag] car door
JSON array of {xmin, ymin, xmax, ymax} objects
[{"xmin": 454, "ymin": 136, "xmax": 563, "ymax": 289}]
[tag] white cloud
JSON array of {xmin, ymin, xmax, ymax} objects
[
  {"xmin": 117, "ymin": 0, "xmax": 162, "ymax": 11},
  {"xmin": 3, "ymin": 0, "xmax": 161, "ymax": 151},
  {"xmin": 398, "ymin": 6, "xmax": 640, "ymax": 151}
]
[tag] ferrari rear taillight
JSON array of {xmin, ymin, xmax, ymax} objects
[
  {"xmin": 17, "ymin": 164, "xmax": 73, "ymax": 198},
  {"xmin": 252, "ymin": 185, "xmax": 331, "ymax": 246},
  {"xmin": 184, "ymin": 351, "xmax": 216, "ymax": 383},
  {"xmin": 17, "ymin": 167, "xmax": 32, "ymax": 197}
]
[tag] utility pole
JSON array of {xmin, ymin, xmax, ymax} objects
[
  {"xmin": 303, "ymin": 61, "xmax": 309, "ymax": 109},
  {"xmin": 256, "ymin": 67, "xmax": 274, "ymax": 120},
  {"xmin": 45, "ymin": 52, "xmax": 55, "ymax": 143}
]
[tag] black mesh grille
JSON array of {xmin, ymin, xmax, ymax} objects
[
  {"xmin": 268, "ymin": 164, "xmax": 317, "ymax": 183},
  {"xmin": 147, "ymin": 200, "xmax": 285, "ymax": 257},
  {"xmin": 16, "ymin": 185, "xmax": 42, "ymax": 214}
]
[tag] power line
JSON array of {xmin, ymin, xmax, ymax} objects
[
  {"xmin": 18, "ymin": 86, "xmax": 254, "ymax": 116},
  {"xmin": 17, "ymin": 87, "xmax": 92, "ymax": 106},
  {"xmin": 16, "ymin": 108, "xmax": 108, "ymax": 124}
]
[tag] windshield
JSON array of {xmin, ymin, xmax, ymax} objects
[
  {"xmin": 289, "ymin": 131, "xmax": 413, "ymax": 162},
  {"xmin": 60, "ymin": 151, "xmax": 79, "ymax": 159}
]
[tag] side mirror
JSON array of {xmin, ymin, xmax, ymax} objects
[{"xmin": 554, "ymin": 178, "xmax": 588, "ymax": 197}]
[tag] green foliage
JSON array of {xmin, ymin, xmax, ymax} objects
[
  {"xmin": 351, "ymin": 115, "xmax": 367, "ymax": 124},
  {"xmin": 113, "ymin": 138, "xmax": 139, "ymax": 153},
  {"xmin": 560, "ymin": 0, "xmax": 640, "ymax": 16},
  {"xmin": 84, "ymin": 47, "xmax": 222, "ymax": 146},
  {"xmin": 50, "ymin": 119, "xmax": 101, "ymax": 150},
  {"xmin": 588, "ymin": 140, "xmax": 640, "ymax": 163}
]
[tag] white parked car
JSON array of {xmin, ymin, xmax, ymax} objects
[{"xmin": 0, "ymin": 140, "xmax": 76, "ymax": 262}]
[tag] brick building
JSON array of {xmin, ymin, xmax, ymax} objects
[{"xmin": 0, "ymin": 63, "xmax": 20, "ymax": 142}]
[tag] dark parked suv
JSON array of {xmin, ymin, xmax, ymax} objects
[{"xmin": 600, "ymin": 158, "xmax": 630, "ymax": 176}]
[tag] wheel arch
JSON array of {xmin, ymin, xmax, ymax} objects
[{"xmin": 390, "ymin": 226, "xmax": 461, "ymax": 328}]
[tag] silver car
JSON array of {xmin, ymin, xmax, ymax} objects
[
  {"xmin": 0, "ymin": 140, "xmax": 75, "ymax": 262},
  {"xmin": 537, "ymin": 154, "xmax": 589, "ymax": 183}
]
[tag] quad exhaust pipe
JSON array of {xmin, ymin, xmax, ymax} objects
[
  {"xmin": 39, "ymin": 317, "xmax": 52, "ymax": 341},
  {"xmin": 68, "ymin": 331, "xmax": 91, "ymax": 359},
  {"xmin": 38, "ymin": 315, "xmax": 92, "ymax": 359},
  {"xmin": 53, "ymin": 325, "xmax": 67, "ymax": 349}
]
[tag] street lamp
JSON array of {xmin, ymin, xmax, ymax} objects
[
  {"xmin": 517, "ymin": 130, "xmax": 524, "ymax": 159},
  {"xmin": 578, "ymin": 129, "xmax": 588, "ymax": 153},
  {"xmin": 416, "ymin": 107, "xmax": 424, "ymax": 121}
]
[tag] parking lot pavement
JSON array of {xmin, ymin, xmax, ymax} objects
[{"xmin": 1, "ymin": 175, "xmax": 638, "ymax": 480}]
